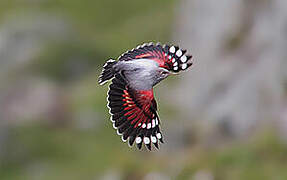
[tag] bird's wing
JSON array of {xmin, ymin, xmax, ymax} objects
[
  {"xmin": 107, "ymin": 73, "xmax": 163, "ymax": 150},
  {"xmin": 118, "ymin": 42, "xmax": 193, "ymax": 73}
]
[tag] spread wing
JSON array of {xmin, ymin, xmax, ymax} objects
[
  {"xmin": 118, "ymin": 42, "xmax": 193, "ymax": 73},
  {"xmin": 107, "ymin": 73, "xmax": 163, "ymax": 150}
]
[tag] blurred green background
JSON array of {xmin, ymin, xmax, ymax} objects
[{"xmin": 1, "ymin": 0, "xmax": 287, "ymax": 180}]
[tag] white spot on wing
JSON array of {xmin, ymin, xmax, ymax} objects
[
  {"xmin": 152, "ymin": 119, "xmax": 155, "ymax": 128},
  {"xmin": 169, "ymin": 46, "xmax": 176, "ymax": 53},
  {"xmin": 173, "ymin": 62, "xmax": 178, "ymax": 66},
  {"xmin": 173, "ymin": 66, "xmax": 178, "ymax": 71},
  {"xmin": 147, "ymin": 123, "xmax": 151, "ymax": 129},
  {"xmin": 176, "ymin": 50, "xmax": 182, "ymax": 57},
  {"xmin": 155, "ymin": 118, "xmax": 159, "ymax": 125},
  {"xmin": 151, "ymin": 136, "xmax": 157, "ymax": 143},
  {"xmin": 142, "ymin": 123, "xmax": 146, "ymax": 128},
  {"xmin": 156, "ymin": 133, "xmax": 162, "ymax": 139},
  {"xmin": 181, "ymin": 55, "xmax": 187, "ymax": 62},
  {"xmin": 182, "ymin": 63, "xmax": 187, "ymax": 70},
  {"xmin": 136, "ymin": 137, "xmax": 142, "ymax": 144},
  {"xmin": 144, "ymin": 137, "xmax": 150, "ymax": 144},
  {"xmin": 172, "ymin": 58, "xmax": 176, "ymax": 63}
]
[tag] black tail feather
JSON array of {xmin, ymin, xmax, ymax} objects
[{"xmin": 98, "ymin": 59, "xmax": 117, "ymax": 85}]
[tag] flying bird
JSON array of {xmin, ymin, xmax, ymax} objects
[{"xmin": 98, "ymin": 42, "xmax": 193, "ymax": 150}]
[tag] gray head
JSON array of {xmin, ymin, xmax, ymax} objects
[
  {"xmin": 115, "ymin": 59, "xmax": 172, "ymax": 90},
  {"xmin": 151, "ymin": 67, "xmax": 171, "ymax": 86}
]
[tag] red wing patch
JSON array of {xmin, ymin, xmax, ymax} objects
[
  {"xmin": 118, "ymin": 42, "xmax": 193, "ymax": 73},
  {"xmin": 108, "ymin": 73, "xmax": 163, "ymax": 150}
]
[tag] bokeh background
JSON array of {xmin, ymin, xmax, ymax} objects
[{"xmin": 1, "ymin": 0, "xmax": 287, "ymax": 179}]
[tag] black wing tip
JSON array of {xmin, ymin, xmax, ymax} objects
[
  {"xmin": 98, "ymin": 59, "xmax": 117, "ymax": 85},
  {"xmin": 146, "ymin": 143, "xmax": 152, "ymax": 151},
  {"xmin": 163, "ymin": 44, "xmax": 193, "ymax": 72},
  {"xmin": 133, "ymin": 130, "xmax": 164, "ymax": 151},
  {"xmin": 115, "ymin": 127, "xmax": 164, "ymax": 151},
  {"xmin": 98, "ymin": 75, "xmax": 107, "ymax": 85},
  {"xmin": 113, "ymin": 115, "xmax": 164, "ymax": 151},
  {"xmin": 136, "ymin": 140, "xmax": 143, "ymax": 150},
  {"xmin": 153, "ymin": 142, "xmax": 159, "ymax": 149}
]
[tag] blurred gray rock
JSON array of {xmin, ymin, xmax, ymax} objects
[
  {"xmin": 143, "ymin": 172, "xmax": 171, "ymax": 180},
  {"xmin": 99, "ymin": 170, "xmax": 122, "ymax": 180},
  {"xmin": 165, "ymin": 0, "xmax": 287, "ymax": 142},
  {"xmin": 0, "ymin": 13, "xmax": 71, "ymax": 80},
  {"xmin": 0, "ymin": 78, "xmax": 68, "ymax": 126},
  {"xmin": 192, "ymin": 170, "xmax": 214, "ymax": 180},
  {"xmin": 0, "ymin": 13, "xmax": 72, "ymax": 156}
]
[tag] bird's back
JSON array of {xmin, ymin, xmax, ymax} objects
[{"xmin": 114, "ymin": 59, "xmax": 159, "ymax": 90}]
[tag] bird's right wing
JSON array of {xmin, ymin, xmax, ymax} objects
[
  {"xmin": 118, "ymin": 42, "xmax": 193, "ymax": 73},
  {"xmin": 107, "ymin": 73, "xmax": 163, "ymax": 150}
]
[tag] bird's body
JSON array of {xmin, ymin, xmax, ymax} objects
[
  {"xmin": 98, "ymin": 42, "xmax": 193, "ymax": 150},
  {"xmin": 114, "ymin": 59, "xmax": 161, "ymax": 90}
]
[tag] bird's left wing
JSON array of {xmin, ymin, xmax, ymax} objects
[
  {"xmin": 118, "ymin": 42, "xmax": 193, "ymax": 73},
  {"xmin": 107, "ymin": 73, "xmax": 163, "ymax": 150}
]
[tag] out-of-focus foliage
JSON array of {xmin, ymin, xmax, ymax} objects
[{"xmin": 2, "ymin": 126, "xmax": 287, "ymax": 180}]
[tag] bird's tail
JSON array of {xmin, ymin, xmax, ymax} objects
[{"xmin": 98, "ymin": 59, "xmax": 118, "ymax": 85}]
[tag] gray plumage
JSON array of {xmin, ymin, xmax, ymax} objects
[{"xmin": 112, "ymin": 59, "xmax": 170, "ymax": 90}]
